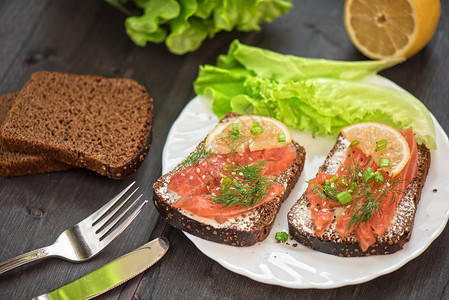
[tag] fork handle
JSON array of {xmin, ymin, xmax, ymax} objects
[{"xmin": 0, "ymin": 247, "xmax": 50, "ymax": 275}]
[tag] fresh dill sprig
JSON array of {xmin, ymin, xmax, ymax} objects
[
  {"xmin": 309, "ymin": 152, "xmax": 405, "ymax": 232},
  {"xmin": 346, "ymin": 176, "xmax": 403, "ymax": 230},
  {"xmin": 210, "ymin": 161, "xmax": 273, "ymax": 208},
  {"xmin": 173, "ymin": 144, "xmax": 211, "ymax": 172},
  {"xmin": 342, "ymin": 153, "xmax": 404, "ymax": 231},
  {"xmin": 306, "ymin": 181, "xmax": 340, "ymax": 203},
  {"xmin": 220, "ymin": 126, "xmax": 249, "ymax": 157}
]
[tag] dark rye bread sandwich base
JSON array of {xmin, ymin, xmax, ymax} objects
[
  {"xmin": 153, "ymin": 113, "xmax": 306, "ymax": 246},
  {"xmin": 0, "ymin": 72, "xmax": 153, "ymax": 179},
  {"xmin": 288, "ymin": 134, "xmax": 431, "ymax": 257},
  {"xmin": 0, "ymin": 93, "xmax": 70, "ymax": 178}
]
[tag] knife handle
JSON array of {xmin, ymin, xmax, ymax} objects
[{"xmin": 0, "ymin": 246, "xmax": 50, "ymax": 275}]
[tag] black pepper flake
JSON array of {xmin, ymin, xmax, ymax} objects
[{"xmin": 433, "ymin": 188, "xmax": 438, "ymax": 193}]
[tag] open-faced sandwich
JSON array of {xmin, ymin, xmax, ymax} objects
[
  {"xmin": 288, "ymin": 122, "xmax": 431, "ymax": 256},
  {"xmin": 153, "ymin": 113, "xmax": 306, "ymax": 246}
]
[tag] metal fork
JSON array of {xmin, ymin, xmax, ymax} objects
[{"xmin": 0, "ymin": 181, "xmax": 147, "ymax": 275}]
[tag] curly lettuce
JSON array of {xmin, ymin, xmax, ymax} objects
[
  {"xmin": 194, "ymin": 40, "xmax": 436, "ymax": 149},
  {"xmin": 106, "ymin": 0, "xmax": 292, "ymax": 55}
]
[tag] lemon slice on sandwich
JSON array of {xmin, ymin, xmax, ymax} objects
[
  {"xmin": 205, "ymin": 115, "xmax": 292, "ymax": 154},
  {"xmin": 341, "ymin": 122, "xmax": 410, "ymax": 177}
]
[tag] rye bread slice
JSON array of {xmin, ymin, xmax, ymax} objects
[
  {"xmin": 287, "ymin": 134, "xmax": 431, "ymax": 257},
  {"xmin": 0, "ymin": 71, "xmax": 153, "ymax": 179},
  {"xmin": 0, "ymin": 92, "xmax": 70, "ymax": 178},
  {"xmin": 153, "ymin": 113, "xmax": 306, "ymax": 246}
]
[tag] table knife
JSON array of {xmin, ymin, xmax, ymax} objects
[{"xmin": 32, "ymin": 237, "xmax": 169, "ymax": 300}]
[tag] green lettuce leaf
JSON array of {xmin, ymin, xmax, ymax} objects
[
  {"xmin": 234, "ymin": 77, "xmax": 436, "ymax": 148},
  {"xmin": 194, "ymin": 65, "xmax": 251, "ymax": 115},
  {"xmin": 217, "ymin": 40, "xmax": 404, "ymax": 82},
  {"xmin": 165, "ymin": 0, "xmax": 210, "ymax": 55},
  {"xmin": 111, "ymin": 0, "xmax": 293, "ymax": 54},
  {"xmin": 194, "ymin": 0, "xmax": 219, "ymax": 19},
  {"xmin": 125, "ymin": 0, "xmax": 180, "ymax": 45},
  {"xmin": 239, "ymin": 0, "xmax": 294, "ymax": 31},
  {"xmin": 193, "ymin": 40, "xmax": 436, "ymax": 149}
]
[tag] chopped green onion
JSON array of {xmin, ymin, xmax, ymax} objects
[
  {"xmin": 363, "ymin": 168, "xmax": 375, "ymax": 184},
  {"xmin": 330, "ymin": 175, "xmax": 338, "ymax": 184},
  {"xmin": 232, "ymin": 123, "xmax": 239, "ymax": 133},
  {"xmin": 275, "ymin": 231, "xmax": 288, "ymax": 242},
  {"xmin": 336, "ymin": 191, "xmax": 354, "ymax": 205},
  {"xmin": 379, "ymin": 157, "xmax": 391, "ymax": 168},
  {"xmin": 349, "ymin": 140, "xmax": 360, "ymax": 148},
  {"xmin": 222, "ymin": 163, "xmax": 235, "ymax": 172},
  {"xmin": 348, "ymin": 182, "xmax": 358, "ymax": 192},
  {"xmin": 324, "ymin": 179, "xmax": 330, "ymax": 186},
  {"xmin": 221, "ymin": 177, "xmax": 233, "ymax": 190},
  {"xmin": 338, "ymin": 176, "xmax": 347, "ymax": 188},
  {"xmin": 277, "ymin": 133, "xmax": 286, "ymax": 143},
  {"xmin": 376, "ymin": 139, "xmax": 388, "ymax": 151},
  {"xmin": 250, "ymin": 121, "xmax": 264, "ymax": 135},
  {"xmin": 374, "ymin": 171, "xmax": 385, "ymax": 184},
  {"xmin": 250, "ymin": 126, "xmax": 264, "ymax": 135}
]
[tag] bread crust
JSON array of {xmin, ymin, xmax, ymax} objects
[
  {"xmin": 0, "ymin": 72, "xmax": 153, "ymax": 179},
  {"xmin": 0, "ymin": 92, "xmax": 71, "ymax": 178},
  {"xmin": 287, "ymin": 134, "xmax": 431, "ymax": 257},
  {"xmin": 153, "ymin": 113, "xmax": 306, "ymax": 246}
]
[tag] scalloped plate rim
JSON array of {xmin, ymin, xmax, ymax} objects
[{"xmin": 161, "ymin": 75, "xmax": 449, "ymax": 289}]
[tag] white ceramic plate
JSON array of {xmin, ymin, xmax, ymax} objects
[{"xmin": 162, "ymin": 76, "xmax": 449, "ymax": 289}]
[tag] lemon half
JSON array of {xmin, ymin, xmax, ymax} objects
[{"xmin": 344, "ymin": 0, "xmax": 441, "ymax": 59}]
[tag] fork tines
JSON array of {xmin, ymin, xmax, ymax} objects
[{"xmin": 88, "ymin": 181, "xmax": 148, "ymax": 243}]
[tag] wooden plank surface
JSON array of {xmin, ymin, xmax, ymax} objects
[{"xmin": 1, "ymin": 0, "xmax": 448, "ymax": 299}]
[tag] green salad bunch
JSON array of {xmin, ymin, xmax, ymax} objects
[
  {"xmin": 194, "ymin": 40, "xmax": 436, "ymax": 149},
  {"xmin": 106, "ymin": 0, "xmax": 292, "ymax": 55}
]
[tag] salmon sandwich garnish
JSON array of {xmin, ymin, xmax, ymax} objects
[
  {"xmin": 153, "ymin": 113, "xmax": 306, "ymax": 246},
  {"xmin": 288, "ymin": 122, "xmax": 431, "ymax": 256}
]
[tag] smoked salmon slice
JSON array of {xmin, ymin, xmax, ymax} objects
[
  {"xmin": 307, "ymin": 127, "xmax": 418, "ymax": 251},
  {"xmin": 169, "ymin": 145, "xmax": 296, "ymax": 223},
  {"xmin": 173, "ymin": 184, "xmax": 284, "ymax": 223}
]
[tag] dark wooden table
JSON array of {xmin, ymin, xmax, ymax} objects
[{"xmin": 1, "ymin": 1, "xmax": 448, "ymax": 299}]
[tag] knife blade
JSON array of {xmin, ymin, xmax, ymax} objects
[{"xmin": 32, "ymin": 237, "xmax": 169, "ymax": 300}]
